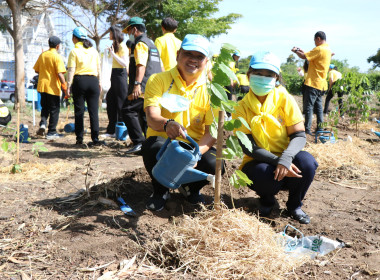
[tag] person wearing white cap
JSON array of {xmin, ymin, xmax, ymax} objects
[
  {"xmin": 232, "ymin": 51, "xmax": 318, "ymax": 224},
  {"xmin": 142, "ymin": 34, "xmax": 224, "ymax": 211}
]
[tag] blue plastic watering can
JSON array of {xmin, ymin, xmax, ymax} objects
[
  {"xmin": 152, "ymin": 135, "xmax": 214, "ymax": 189},
  {"xmin": 115, "ymin": 122, "xmax": 128, "ymax": 141},
  {"xmin": 315, "ymin": 130, "xmax": 336, "ymax": 144},
  {"xmin": 64, "ymin": 123, "xmax": 75, "ymax": 133}
]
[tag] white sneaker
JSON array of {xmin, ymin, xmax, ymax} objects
[
  {"xmin": 46, "ymin": 133, "xmax": 64, "ymax": 140},
  {"xmin": 100, "ymin": 133, "xmax": 116, "ymax": 138},
  {"xmin": 37, "ymin": 125, "xmax": 46, "ymax": 136}
]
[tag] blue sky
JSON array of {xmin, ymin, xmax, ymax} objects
[{"xmin": 210, "ymin": 0, "xmax": 380, "ymax": 72}]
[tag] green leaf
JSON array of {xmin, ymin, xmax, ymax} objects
[
  {"xmin": 221, "ymin": 100, "xmax": 236, "ymax": 113},
  {"xmin": 235, "ymin": 170, "xmax": 253, "ymax": 185},
  {"xmin": 210, "ymin": 121, "xmax": 218, "ymax": 139},
  {"xmin": 222, "ymin": 147, "xmax": 236, "ymax": 159},
  {"xmin": 219, "ymin": 63, "xmax": 238, "ymax": 82},
  {"xmin": 11, "ymin": 164, "xmax": 22, "ymax": 174},
  {"xmin": 233, "ymin": 119, "xmax": 242, "ymax": 129},
  {"xmin": 223, "ymin": 120, "xmax": 235, "ymax": 131},
  {"xmin": 226, "ymin": 135, "xmax": 242, "ymax": 154},
  {"xmin": 236, "ymin": 131, "xmax": 252, "ymax": 152},
  {"xmin": 39, "ymin": 147, "xmax": 48, "ymax": 152},
  {"xmin": 210, "ymin": 94, "xmax": 221, "ymax": 107},
  {"xmin": 33, "ymin": 142, "xmax": 44, "ymax": 146},
  {"xmin": 237, "ymin": 117, "xmax": 251, "ymax": 131},
  {"xmin": 211, "ymin": 82, "xmax": 228, "ymax": 102},
  {"xmin": 1, "ymin": 140, "xmax": 8, "ymax": 152},
  {"xmin": 212, "ymin": 67, "xmax": 231, "ymax": 86}
]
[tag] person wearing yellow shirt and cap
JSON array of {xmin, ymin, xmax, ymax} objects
[
  {"xmin": 232, "ymin": 51, "xmax": 318, "ymax": 224},
  {"xmin": 102, "ymin": 26, "xmax": 129, "ymax": 138},
  {"xmin": 323, "ymin": 64, "xmax": 343, "ymax": 116},
  {"xmin": 142, "ymin": 34, "xmax": 224, "ymax": 211},
  {"xmin": 66, "ymin": 27, "xmax": 104, "ymax": 147},
  {"xmin": 33, "ymin": 36, "xmax": 67, "ymax": 139},
  {"xmin": 236, "ymin": 71, "xmax": 249, "ymax": 100},
  {"xmin": 0, "ymin": 99, "xmax": 11, "ymax": 127},
  {"xmin": 155, "ymin": 17, "xmax": 182, "ymax": 71},
  {"xmin": 292, "ymin": 31, "xmax": 332, "ymax": 135},
  {"xmin": 122, "ymin": 17, "xmax": 162, "ymax": 154}
]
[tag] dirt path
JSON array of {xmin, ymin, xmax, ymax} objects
[{"xmin": 0, "ymin": 106, "xmax": 379, "ymax": 279}]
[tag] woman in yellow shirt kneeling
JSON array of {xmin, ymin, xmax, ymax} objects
[{"xmin": 233, "ymin": 51, "xmax": 318, "ymax": 224}]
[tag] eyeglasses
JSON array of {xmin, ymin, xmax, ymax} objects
[{"xmin": 181, "ymin": 51, "xmax": 206, "ymax": 62}]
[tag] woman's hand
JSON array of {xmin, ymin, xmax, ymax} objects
[
  {"xmin": 108, "ymin": 45, "xmax": 114, "ymax": 54},
  {"xmin": 165, "ymin": 121, "xmax": 187, "ymax": 140},
  {"xmin": 274, "ymin": 163, "xmax": 302, "ymax": 181}
]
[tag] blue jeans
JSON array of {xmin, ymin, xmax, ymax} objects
[
  {"xmin": 242, "ymin": 151, "xmax": 318, "ymax": 210},
  {"xmin": 303, "ymin": 85, "xmax": 324, "ymax": 133}
]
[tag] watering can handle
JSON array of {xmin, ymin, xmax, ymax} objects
[
  {"xmin": 186, "ymin": 135, "xmax": 200, "ymax": 156},
  {"xmin": 156, "ymin": 137, "xmax": 172, "ymax": 161}
]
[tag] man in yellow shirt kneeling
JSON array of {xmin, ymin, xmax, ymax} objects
[{"xmin": 142, "ymin": 34, "xmax": 224, "ymax": 211}]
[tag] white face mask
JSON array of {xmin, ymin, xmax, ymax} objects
[{"xmin": 160, "ymin": 92, "xmax": 191, "ymax": 113}]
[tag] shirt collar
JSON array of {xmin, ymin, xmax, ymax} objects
[
  {"xmin": 170, "ymin": 66, "xmax": 204, "ymax": 93},
  {"xmin": 75, "ymin": 42, "xmax": 84, "ymax": 48}
]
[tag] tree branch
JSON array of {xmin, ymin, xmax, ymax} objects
[{"xmin": 0, "ymin": 15, "xmax": 13, "ymax": 36}]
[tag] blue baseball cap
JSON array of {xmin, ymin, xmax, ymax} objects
[
  {"xmin": 73, "ymin": 27, "xmax": 87, "ymax": 39},
  {"xmin": 181, "ymin": 34, "xmax": 210, "ymax": 57},
  {"xmin": 249, "ymin": 51, "xmax": 281, "ymax": 75},
  {"xmin": 233, "ymin": 50, "xmax": 241, "ymax": 57},
  {"xmin": 329, "ymin": 64, "xmax": 335, "ymax": 69}
]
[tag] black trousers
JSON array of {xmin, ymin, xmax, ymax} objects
[
  {"xmin": 225, "ymin": 85, "xmax": 234, "ymax": 117},
  {"xmin": 122, "ymin": 97, "xmax": 146, "ymax": 145},
  {"xmin": 72, "ymin": 75, "xmax": 100, "ymax": 142},
  {"xmin": 106, "ymin": 68, "xmax": 129, "ymax": 134},
  {"xmin": 324, "ymin": 89, "xmax": 344, "ymax": 115},
  {"xmin": 303, "ymin": 85, "xmax": 324, "ymax": 133},
  {"xmin": 242, "ymin": 151, "xmax": 318, "ymax": 210},
  {"xmin": 142, "ymin": 136, "xmax": 224, "ymax": 195},
  {"xmin": 39, "ymin": 92, "xmax": 60, "ymax": 134}
]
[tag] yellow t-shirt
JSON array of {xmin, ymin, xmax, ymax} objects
[
  {"xmin": 155, "ymin": 33, "xmax": 182, "ymax": 71},
  {"xmin": 329, "ymin": 69, "xmax": 342, "ymax": 83},
  {"xmin": 112, "ymin": 43, "xmax": 128, "ymax": 69},
  {"xmin": 33, "ymin": 48, "xmax": 66, "ymax": 96},
  {"xmin": 134, "ymin": 42, "xmax": 149, "ymax": 67},
  {"xmin": 232, "ymin": 86, "xmax": 304, "ymax": 168},
  {"xmin": 67, "ymin": 42, "xmax": 100, "ymax": 76},
  {"xmin": 236, "ymin": 73, "xmax": 249, "ymax": 86},
  {"xmin": 304, "ymin": 43, "xmax": 331, "ymax": 91},
  {"xmin": 144, "ymin": 66, "xmax": 216, "ymax": 142}
]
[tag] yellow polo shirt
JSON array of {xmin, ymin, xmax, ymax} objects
[
  {"xmin": 112, "ymin": 44, "xmax": 128, "ymax": 69},
  {"xmin": 237, "ymin": 73, "xmax": 249, "ymax": 86},
  {"xmin": 134, "ymin": 42, "xmax": 149, "ymax": 66},
  {"xmin": 232, "ymin": 86, "xmax": 303, "ymax": 168},
  {"xmin": 155, "ymin": 33, "xmax": 182, "ymax": 71},
  {"xmin": 67, "ymin": 42, "xmax": 100, "ymax": 76},
  {"xmin": 144, "ymin": 66, "xmax": 216, "ymax": 142},
  {"xmin": 33, "ymin": 48, "xmax": 66, "ymax": 96},
  {"xmin": 304, "ymin": 43, "xmax": 331, "ymax": 91}
]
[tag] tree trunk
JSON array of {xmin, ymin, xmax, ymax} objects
[{"xmin": 11, "ymin": 1, "xmax": 26, "ymax": 108}]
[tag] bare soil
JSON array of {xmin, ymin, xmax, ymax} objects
[{"xmin": 0, "ymin": 99, "xmax": 379, "ymax": 280}]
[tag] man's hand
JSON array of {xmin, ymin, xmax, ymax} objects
[
  {"xmin": 291, "ymin": 47, "xmax": 301, "ymax": 53},
  {"xmin": 165, "ymin": 120, "xmax": 187, "ymax": 140},
  {"xmin": 130, "ymin": 84, "xmax": 142, "ymax": 100},
  {"xmin": 274, "ymin": 163, "xmax": 302, "ymax": 181}
]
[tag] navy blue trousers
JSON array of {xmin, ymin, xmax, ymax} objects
[{"xmin": 242, "ymin": 151, "xmax": 318, "ymax": 210}]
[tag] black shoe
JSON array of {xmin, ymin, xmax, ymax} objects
[
  {"xmin": 289, "ymin": 208, "xmax": 310, "ymax": 224},
  {"xmin": 125, "ymin": 143, "xmax": 142, "ymax": 155},
  {"xmin": 178, "ymin": 186, "xmax": 205, "ymax": 205},
  {"xmin": 259, "ymin": 205, "xmax": 274, "ymax": 217},
  {"xmin": 76, "ymin": 140, "xmax": 83, "ymax": 145},
  {"xmin": 146, "ymin": 191, "xmax": 170, "ymax": 211},
  {"xmin": 88, "ymin": 140, "xmax": 106, "ymax": 148}
]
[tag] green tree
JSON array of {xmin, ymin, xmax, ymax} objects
[
  {"xmin": 367, "ymin": 48, "xmax": 380, "ymax": 69},
  {"xmin": 122, "ymin": 0, "xmax": 242, "ymax": 40}
]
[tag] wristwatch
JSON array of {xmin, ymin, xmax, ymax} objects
[{"xmin": 134, "ymin": 81, "xmax": 142, "ymax": 85}]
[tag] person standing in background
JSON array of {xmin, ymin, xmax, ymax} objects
[
  {"xmin": 236, "ymin": 71, "xmax": 249, "ymax": 100},
  {"xmin": 292, "ymin": 31, "xmax": 331, "ymax": 135},
  {"xmin": 33, "ymin": 36, "xmax": 67, "ymax": 139},
  {"xmin": 102, "ymin": 26, "xmax": 129, "ymax": 138},
  {"xmin": 155, "ymin": 17, "xmax": 182, "ymax": 72},
  {"xmin": 323, "ymin": 64, "xmax": 343, "ymax": 116},
  {"xmin": 122, "ymin": 17, "xmax": 162, "ymax": 155},
  {"xmin": 66, "ymin": 27, "xmax": 105, "ymax": 147}
]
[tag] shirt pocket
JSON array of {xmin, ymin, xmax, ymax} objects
[{"xmin": 190, "ymin": 103, "xmax": 206, "ymax": 129}]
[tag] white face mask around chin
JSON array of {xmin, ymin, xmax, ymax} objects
[{"xmin": 160, "ymin": 92, "xmax": 191, "ymax": 113}]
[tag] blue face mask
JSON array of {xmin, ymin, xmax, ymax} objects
[{"xmin": 249, "ymin": 74, "xmax": 276, "ymax": 96}]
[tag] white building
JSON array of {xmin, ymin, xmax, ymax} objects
[{"xmin": 0, "ymin": 1, "xmax": 69, "ymax": 85}]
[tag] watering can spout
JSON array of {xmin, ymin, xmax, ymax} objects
[{"xmin": 178, "ymin": 168, "xmax": 210, "ymax": 186}]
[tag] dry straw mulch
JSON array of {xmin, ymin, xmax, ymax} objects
[
  {"xmin": 305, "ymin": 137, "xmax": 378, "ymax": 186},
  {"xmin": 0, "ymin": 161, "xmax": 78, "ymax": 183},
  {"xmin": 149, "ymin": 207, "xmax": 307, "ymax": 280}
]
